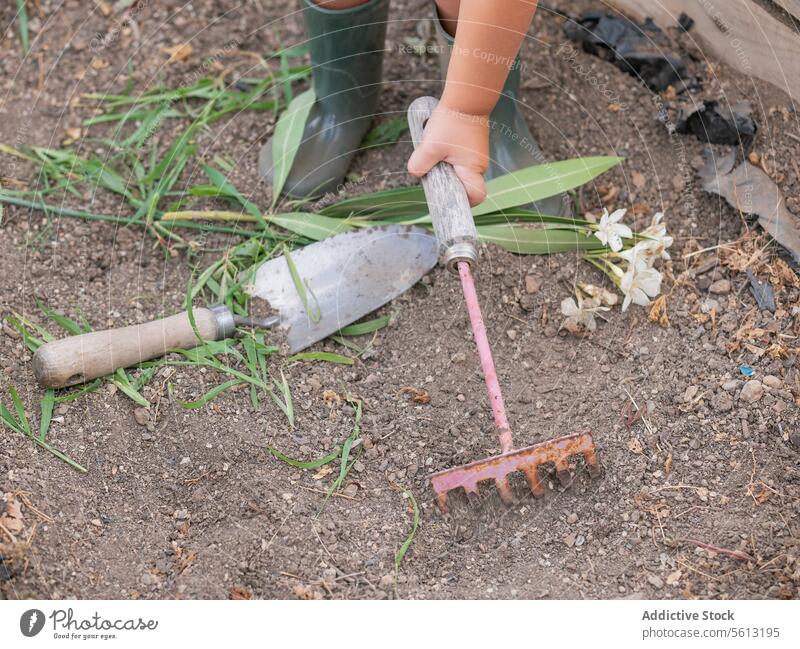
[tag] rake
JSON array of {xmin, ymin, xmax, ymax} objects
[{"xmin": 408, "ymin": 97, "xmax": 601, "ymax": 512}]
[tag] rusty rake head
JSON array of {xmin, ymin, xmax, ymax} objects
[{"xmin": 430, "ymin": 431, "xmax": 600, "ymax": 512}]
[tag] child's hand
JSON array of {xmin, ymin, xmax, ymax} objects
[{"xmin": 407, "ymin": 103, "xmax": 489, "ymax": 207}]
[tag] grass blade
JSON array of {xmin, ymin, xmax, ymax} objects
[
  {"xmin": 8, "ymin": 386, "xmax": 30, "ymax": 435},
  {"xmin": 285, "ymin": 351, "xmax": 353, "ymax": 365},
  {"xmin": 15, "ymin": 0, "xmax": 29, "ymax": 54},
  {"xmin": 394, "ymin": 487, "xmax": 420, "ymax": 573},
  {"xmin": 39, "ymin": 389, "xmax": 55, "ymax": 441},
  {"xmin": 337, "ymin": 314, "xmax": 393, "ymax": 336},
  {"xmin": 283, "ymin": 245, "xmax": 321, "ymax": 324},
  {"xmin": 270, "ymin": 88, "xmax": 316, "ymax": 207},
  {"xmin": 328, "ymin": 400, "xmax": 362, "ymax": 496},
  {"xmin": 268, "ymin": 369, "xmax": 294, "ymax": 428},
  {"xmin": 112, "ymin": 368, "xmax": 150, "ymax": 408},
  {"xmin": 176, "ymin": 379, "xmax": 243, "ymax": 409},
  {"xmin": 362, "ymin": 117, "xmax": 409, "ymax": 149},
  {"xmin": 35, "ymin": 298, "xmax": 86, "ymax": 335}
]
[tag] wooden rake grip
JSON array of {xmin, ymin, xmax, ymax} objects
[
  {"xmin": 407, "ymin": 96, "xmax": 478, "ymax": 273},
  {"xmin": 32, "ymin": 308, "xmax": 220, "ymax": 389}
]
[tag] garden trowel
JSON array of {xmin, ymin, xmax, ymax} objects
[{"xmin": 33, "ymin": 225, "xmax": 437, "ymax": 389}]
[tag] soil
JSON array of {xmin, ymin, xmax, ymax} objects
[{"xmin": 1, "ymin": 0, "xmax": 799, "ymax": 600}]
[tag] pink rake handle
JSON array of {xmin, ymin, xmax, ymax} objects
[{"xmin": 457, "ymin": 261, "xmax": 513, "ymax": 454}]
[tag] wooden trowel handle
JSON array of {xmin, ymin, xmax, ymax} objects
[
  {"xmin": 407, "ymin": 95, "xmax": 478, "ymax": 273},
  {"xmin": 32, "ymin": 308, "xmax": 221, "ymax": 389}
]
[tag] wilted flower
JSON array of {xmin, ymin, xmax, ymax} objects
[
  {"xmin": 620, "ymin": 262, "xmax": 662, "ymax": 312},
  {"xmin": 593, "ymin": 208, "xmax": 632, "ymax": 252},
  {"xmin": 578, "ymin": 282, "xmax": 619, "ymax": 307},
  {"xmin": 639, "ymin": 212, "xmax": 673, "ymax": 260},
  {"xmin": 560, "ymin": 296, "xmax": 609, "ymax": 332}
]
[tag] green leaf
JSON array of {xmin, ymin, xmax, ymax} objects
[
  {"xmin": 320, "ymin": 185, "xmax": 426, "ymax": 219},
  {"xmin": 283, "ymin": 245, "xmax": 321, "ymax": 324},
  {"xmin": 112, "ymin": 368, "xmax": 150, "ymax": 408},
  {"xmin": 268, "ymin": 369, "xmax": 294, "ymax": 428},
  {"xmin": 327, "ymin": 400, "xmax": 362, "ymax": 497},
  {"xmin": 362, "ymin": 118, "xmax": 409, "ymax": 149},
  {"xmin": 8, "ymin": 385, "xmax": 30, "ymax": 435},
  {"xmin": 477, "ymin": 225, "xmax": 604, "ymax": 255},
  {"xmin": 0, "ymin": 403, "xmax": 24, "ymax": 434},
  {"xmin": 15, "ymin": 0, "xmax": 29, "ymax": 54},
  {"xmin": 36, "ymin": 298, "xmax": 85, "ymax": 335},
  {"xmin": 39, "ymin": 389, "xmax": 55, "ymax": 441},
  {"xmin": 201, "ymin": 164, "xmax": 265, "ymax": 227},
  {"xmin": 269, "ymin": 212, "xmax": 354, "ymax": 241},
  {"xmin": 394, "ymin": 487, "xmax": 420, "ymax": 573},
  {"xmin": 337, "ymin": 313, "xmax": 394, "ymax": 337},
  {"xmin": 176, "ymin": 379, "xmax": 243, "ymax": 409},
  {"xmin": 285, "ymin": 351, "xmax": 354, "ymax": 365},
  {"xmin": 271, "ymin": 88, "xmax": 316, "ymax": 207},
  {"xmin": 473, "ymin": 157, "xmax": 623, "ymax": 216}
]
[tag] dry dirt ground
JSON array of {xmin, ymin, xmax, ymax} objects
[{"xmin": 1, "ymin": 0, "xmax": 799, "ymax": 600}]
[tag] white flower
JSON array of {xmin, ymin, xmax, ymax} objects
[
  {"xmin": 560, "ymin": 296, "xmax": 608, "ymax": 332},
  {"xmin": 639, "ymin": 211, "xmax": 673, "ymax": 260},
  {"xmin": 618, "ymin": 241, "xmax": 656, "ymax": 269},
  {"xmin": 593, "ymin": 208, "xmax": 632, "ymax": 252},
  {"xmin": 620, "ymin": 263, "xmax": 662, "ymax": 312}
]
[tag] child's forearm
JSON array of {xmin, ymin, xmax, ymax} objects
[{"xmin": 440, "ymin": 0, "xmax": 539, "ymax": 116}]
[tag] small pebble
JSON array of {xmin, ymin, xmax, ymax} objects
[
  {"xmin": 709, "ymin": 279, "xmax": 731, "ymax": 294},
  {"xmin": 739, "ymin": 380, "xmax": 764, "ymax": 404}
]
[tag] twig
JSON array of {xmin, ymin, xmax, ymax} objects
[
  {"xmin": 0, "ymin": 520, "xmax": 17, "ymax": 543},
  {"xmin": 296, "ymin": 484, "xmax": 357, "ymax": 500},
  {"xmin": 677, "ymin": 538, "xmax": 755, "ymax": 562},
  {"xmin": 15, "ymin": 491, "xmax": 53, "ymax": 523}
]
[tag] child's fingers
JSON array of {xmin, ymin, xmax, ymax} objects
[
  {"xmin": 406, "ymin": 144, "xmax": 442, "ymax": 178},
  {"xmin": 453, "ymin": 165, "xmax": 487, "ymax": 207}
]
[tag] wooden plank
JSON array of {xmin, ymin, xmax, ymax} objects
[{"xmin": 606, "ymin": 0, "xmax": 800, "ymax": 100}]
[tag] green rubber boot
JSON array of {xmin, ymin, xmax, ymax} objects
[
  {"xmin": 433, "ymin": 11, "xmax": 571, "ymax": 216},
  {"xmin": 259, "ymin": 0, "xmax": 389, "ymax": 199}
]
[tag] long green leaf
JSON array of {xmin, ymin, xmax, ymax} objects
[
  {"xmin": 477, "ymin": 225, "xmax": 604, "ymax": 255},
  {"xmin": 39, "ymin": 389, "xmax": 55, "ymax": 441},
  {"xmin": 284, "ymin": 245, "xmax": 321, "ymax": 323},
  {"xmin": 269, "ymin": 212, "xmax": 354, "ymax": 240},
  {"xmin": 285, "ymin": 351, "xmax": 354, "ymax": 365},
  {"xmin": 36, "ymin": 298, "xmax": 85, "ymax": 335},
  {"xmin": 8, "ymin": 386, "xmax": 30, "ymax": 435},
  {"xmin": 395, "ymin": 487, "xmax": 420, "ymax": 573},
  {"xmin": 337, "ymin": 314, "xmax": 393, "ymax": 337},
  {"xmin": 112, "ymin": 368, "xmax": 150, "ymax": 408},
  {"xmin": 320, "ymin": 157, "xmax": 622, "ymax": 221},
  {"xmin": 201, "ymin": 164, "xmax": 265, "ymax": 227},
  {"xmin": 473, "ymin": 156, "xmax": 623, "ymax": 216},
  {"xmin": 271, "ymin": 88, "xmax": 316, "ymax": 206},
  {"xmin": 176, "ymin": 379, "xmax": 243, "ymax": 409},
  {"xmin": 15, "ymin": 0, "xmax": 29, "ymax": 54}
]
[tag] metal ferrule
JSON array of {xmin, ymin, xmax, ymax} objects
[
  {"xmin": 444, "ymin": 242, "xmax": 478, "ymax": 274},
  {"xmin": 209, "ymin": 304, "xmax": 236, "ymax": 339}
]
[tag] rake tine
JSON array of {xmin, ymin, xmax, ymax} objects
[
  {"xmin": 495, "ymin": 475, "xmax": 514, "ymax": 505},
  {"xmin": 523, "ymin": 464, "xmax": 545, "ymax": 498}
]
